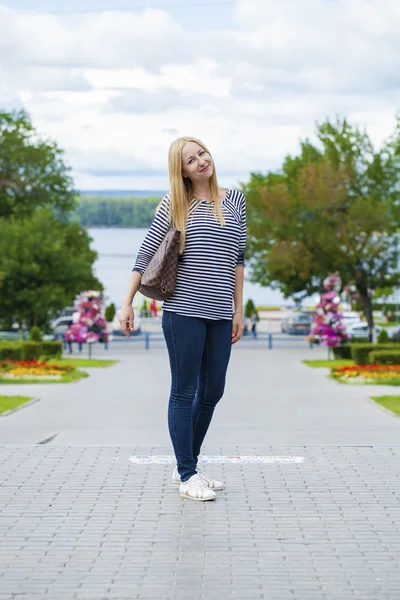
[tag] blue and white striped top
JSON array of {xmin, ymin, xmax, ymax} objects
[{"xmin": 132, "ymin": 188, "xmax": 246, "ymax": 320}]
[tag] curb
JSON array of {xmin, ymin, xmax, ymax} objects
[
  {"xmin": 0, "ymin": 397, "xmax": 41, "ymax": 417},
  {"xmin": 367, "ymin": 397, "xmax": 400, "ymax": 418}
]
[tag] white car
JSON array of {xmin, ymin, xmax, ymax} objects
[
  {"xmin": 341, "ymin": 311, "xmax": 363, "ymax": 329},
  {"xmin": 346, "ymin": 322, "xmax": 382, "ymax": 340},
  {"xmin": 49, "ymin": 314, "xmax": 76, "ymax": 339}
]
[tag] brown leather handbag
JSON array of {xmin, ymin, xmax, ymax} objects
[{"xmin": 138, "ymin": 229, "xmax": 181, "ymax": 301}]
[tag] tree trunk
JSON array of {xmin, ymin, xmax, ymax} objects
[{"xmin": 356, "ymin": 283, "xmax": 374, "ymax": 342}]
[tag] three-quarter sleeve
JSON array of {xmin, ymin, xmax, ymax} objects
[
  {"xmin": 132, "ymin": 194, "xmax": 172, "ymax": 274},
  {"xmin": 236, "ymin": 192, "xmax": 246, "ymax": 266}
]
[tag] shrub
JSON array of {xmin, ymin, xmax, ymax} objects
[
  {"xmin": 29, "ymin": 326, "xmax": 42, "ymax": 342},
  {"xmin": 0, "ymin": 340, "xmax": 62, "ymax": 361},
  {"xmin": 377, "ymin": 329, "xmax": 389, "ymax": 344},
  {"xmin": 245, "ymin": 299, "xmax": 255, "ymax": 319},
  {"xmin": 369, "ymin": 350, "xmax": 400, "ymax": 365},
  {"xmin": 0, "ymin": 341, "xmax": 23, "ymax": 361},
  {"xmin": 351, "ymin": 343, "xmax": 399, "ymax": 365},
  {"xmin": 41, "ymin": 341, "xmax": 63, "ymax": 359},
  {"xmin": 333, "ymin": 345, "xmax": 352, "ymax": 360},
  {"xmin": 21, "ymin": 342, "xmax": 42, "ymax": 361},
  {"xmin": 105, "ymin": 303, "xmax": 116, "ymax": 323}
]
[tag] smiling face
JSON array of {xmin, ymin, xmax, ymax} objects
[{"xmin": 181, "ymin": 141, "xmax": 214, "ymax": 185}]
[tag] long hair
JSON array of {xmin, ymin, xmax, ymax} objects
[{"xmin": 161, "ymin": 136, "xmax": 225, "ymax": 253}]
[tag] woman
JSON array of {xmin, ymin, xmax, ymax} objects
[{"xmin": 119, "ymin": 137, "xmax": 246, "ymax": 502}]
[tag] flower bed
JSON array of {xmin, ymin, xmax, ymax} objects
[
  {"xmin": 0, "ymin": 359, "xmax": 75, "ymax": 380},
  {"xmin": 332, "ymin": 363, "xmax": 400, "ymax": 384}
]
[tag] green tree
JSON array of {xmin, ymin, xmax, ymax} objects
[
  {"xmin": 75, "ymin": 196, "xmax": 161, "ymax": 228},
  {"xmin": 243, "ymin": 116, "xmax": 400, "ymax": 341},
  {"xmin": 105, "ymin": 303, "xmax": 116, "ymax": 323},
  {"xmin": 0, "ymin": 109, "xmax": 76, "ymax": 220},
  {"xmin": 0, "ymin": 209, "xmax": 102, "ymax": 330},
  {"xmin": 245, "ymin": 299, "xmax": 255, "ymax": 319}
]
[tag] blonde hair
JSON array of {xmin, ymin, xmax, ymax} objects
[{"xmin": 159, "ymin": 136, "xmax": 225, "ymax": 253}]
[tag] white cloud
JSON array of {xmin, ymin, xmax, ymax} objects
[{"xmin": 0, "ymin": 0, "xmax": 399, "ymax": 190}]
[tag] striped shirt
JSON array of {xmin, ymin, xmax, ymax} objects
[{"xmin": 132, "ymin": 188, "xmax": 246, "ymax": 320}]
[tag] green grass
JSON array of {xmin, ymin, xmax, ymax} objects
[
  {"xmin": 370, "ymin": 395, "xmax": 400, "ymax": 414},
  {"xmin": 55, "ymin": 358, "xmax": 117, "ymax": 368},
  {"xmin": 0, "ymin": 370, "xmax": 88, "ymax": 384},
  {"xmin": 0, "ymin": 395, "xmax": 34, "ymax": 414},
  {"xmin": 303, "ymin": 359, "xmax": 355, "ymax": 368}
]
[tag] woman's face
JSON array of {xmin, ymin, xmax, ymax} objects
[{"xmin": 181, "ymin": 141, "xmax": 213, "ymax": 184}]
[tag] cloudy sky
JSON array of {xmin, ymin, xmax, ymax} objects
[{"xmin": 1, "ymin": 0, "xmax": 399, "ymax": 192}]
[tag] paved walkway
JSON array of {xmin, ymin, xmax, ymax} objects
[{"xmin": 1, "ymin": 344, "xmax": 400, "ymax": 599}]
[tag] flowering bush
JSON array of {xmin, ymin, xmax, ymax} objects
[
  {"xmin": 332, "ymin": 364, "xmax": 400, "ymax": 382},
  {"xmin": 0, "ymin": 359, "xmax": 75, "ymax": 377},
  {"xmin": 64, "ymin": 290, "xmax": 109, "ymax": 344},
  {"xmin": 308, "ymin": 273, "xmax": 349, "ymax": 348}
]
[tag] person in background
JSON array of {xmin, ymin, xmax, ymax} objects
[
  {"xmin": 118, "ymin": 136, "xmax": 246, "ymax": 502},
  {"xmin": 251, "ymin": 311, "xmax": 258, "ymax": 338}
]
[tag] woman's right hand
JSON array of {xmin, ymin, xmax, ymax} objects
[{"xmin": 118, "ymin": 305, "xmax": 135, "ymax": 338}]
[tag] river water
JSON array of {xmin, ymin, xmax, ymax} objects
[{"xmin": 88, "ymin": 227, "xmax": 287, "ymax": 308}]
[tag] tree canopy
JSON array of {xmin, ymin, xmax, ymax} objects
[
  {"xmin": 75, "ymin": 196, "xmax": 161, "ymax": 227},
  {"xmin": 0, "ymin": 109, "xmax": 102, "ymax": 330},
  {"xmin": 242, "ymin": 116, "xmax": 400, "ymax": 334},
  {"xmin": 0, "ymin": 209, "xmax": 102, "ymax": 329},
  {"xmin": 0, "ymin": 109, "xmax": 76, "ymax": 220}
]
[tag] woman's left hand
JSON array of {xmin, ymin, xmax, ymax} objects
[{"xmin": 231, "ymin": 312, "xmax": 245, "ymax": 344}]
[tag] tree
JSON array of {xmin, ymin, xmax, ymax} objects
[
  {"xmin": 0, "ymin": 209, "xmax": 103, "ymax": 330},
  {"xmin": 0, "ymin": 109, "xmax": 76, "ymax": 220},
  {"xmin": 105, "ymin": 303, "xmax": 116, "ymax": 323},
  {"xmin": 243, "ymin": 116, "xmax": 400, "ymax": 341},
  {"xmin": 245, "ymin": 298, "xmax": 256, "ymax": 319}
]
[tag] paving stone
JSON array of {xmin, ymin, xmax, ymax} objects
[{"xmin": 1, "ymin": 445, "xmax": 400, "ymax": 599}]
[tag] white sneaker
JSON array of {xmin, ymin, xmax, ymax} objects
[
  {"xmin": 172, "ymin": 465, "xmax": 224, "ymax": 491},
  {"xmin": 179, "ymin": 473, "xmax": 216, "ymax": 501},
  {"xmin": 197, "ymin": 465, "xmax": 225, "ymax": 491}
]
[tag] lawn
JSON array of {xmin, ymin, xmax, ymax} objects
[
  {"xmin": 0, "ymin": 370, "xmax": 88, "ymax": 384},
  {"xmin": 56, "ymin": 358, "xmax": 117, "ymax": 368},
  {"xmin": 370, "ymin": 395, "xmax": 400, "ymax": 415},
  {"xmin": 303, "ymin": 359, "xmax": 355, "ymax": 368},
  {"xmin": 0, "ymin": 395, "xmax": 34, "ymax": 414}
]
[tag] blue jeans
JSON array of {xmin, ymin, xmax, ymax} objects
[{"xmin": 162, "ymin": 310, "xmax": 232, "ymax": 482}]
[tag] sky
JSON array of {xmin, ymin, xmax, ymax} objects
[{"xmin": 1, "ymin": 0, "xmax": 399, "ymax": 192}]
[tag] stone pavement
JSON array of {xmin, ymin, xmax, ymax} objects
[
  {"xmin": 1, "ymin": 345, "xmax": 400, "ymax": 446},
  {"xmin": 1, "ymin": 344, "xmax": 400, "ymax": 599}
]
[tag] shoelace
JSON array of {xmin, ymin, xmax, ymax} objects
[
  {"xmin": 197, "ymin": 466, "xmax": 212, "ymax": 483},
  {"xmin": 184, "ymin": 475, "xmax": 209, "ymax": 497}
]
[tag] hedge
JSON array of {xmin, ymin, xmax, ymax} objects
[
  {"xmin": 0, "ymin": 342, "xmax": 24, "ymax": 361},
  {"xmin": 369, "ymin": 350, "xmax": 400, "ymax": 366},
  {"xmin": 351, "ymin": 343, "xmax": 400, "ymax": 365},
  {"xmin": 333, "ymin": 343, "xmax": 368, "ymax": 360},
  {"xmin": 0, "ymin": 341, "xmax": 62, "ymax": 361},
  {"xmin": 333, "ymin": 345, "xmax": 352, "ymax": 360}
]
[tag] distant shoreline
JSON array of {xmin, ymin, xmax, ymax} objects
[{"xmin": 78, "ymin": 190, "xmax": 166, "ymax": 198}]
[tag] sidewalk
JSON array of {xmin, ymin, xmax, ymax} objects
[{"xmin": 1, "ymin": 345, "xmax": 400, "ymax": 599}]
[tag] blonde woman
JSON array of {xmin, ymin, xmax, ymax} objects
[{"xmin": 119, "ymin": 137, "xmax": 246, "ymax": 501}]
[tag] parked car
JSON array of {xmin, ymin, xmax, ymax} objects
[
  {"xmin": 346, "ymin": 322, "xmax": 382, "ymax": 340},
  {"xmin": 281, "ymin": 313, "xmax": 311, "ymax": 335},
  {"xmin": 341, "ymin": 311, "xmax": 363, "ymax": 330},
  {"xmin": 388, "ymin": 326, "xmax": 400, "ymax": 341},
  {"xmin": 46, "ymin": 315, "xmax": 76, "ymax": 340}
]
